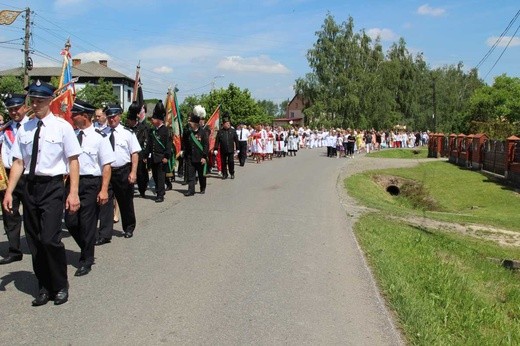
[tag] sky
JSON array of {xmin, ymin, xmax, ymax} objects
[{"xmin": 0, "ymin": 0, "xmax": 519, "ymax": 105}]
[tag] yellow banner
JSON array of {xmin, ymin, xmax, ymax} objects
[{"xmin": 0, "ymin": 10, "xmax": 22, "ymax": 25}]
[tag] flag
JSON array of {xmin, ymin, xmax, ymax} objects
[
  {"xmin": 0, "ymin": 10, "xmax": 22, "ymax": 25},
  {"xmin": 50, "ymin": 40, "xmax": 75, "ymax": 125},
  {"xmin": 132, "ymin": 63, "xmax": 145, "ymax": 122},
  {"xmin": 165, "ymin": 87, "xmax": 183, "ymax": 159},
  {"xmin": 206, "ymin": 104, "xmax": 220, "ymax": 151}
]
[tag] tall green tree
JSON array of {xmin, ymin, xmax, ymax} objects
[{"xmin": 76, "ymin": 78, "xmax": 119, "ymax": 108}]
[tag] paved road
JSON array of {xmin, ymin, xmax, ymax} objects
[{"xmin": 0, "ymin": 149, "xmax": 404, "ymax": 345}]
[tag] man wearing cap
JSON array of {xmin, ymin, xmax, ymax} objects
[
  {"xmin": 0, "ymin": 93, "xmax": 29, "ymax": 265},
  {"xmin": 214, "ymin": 115, "xmax": 239, "ymax": 179},
  {"xmin": 144, "ymin": 101, "xmax": 171, "ymax": 203},
  {"xmin": 126, "ymin": 101, "xmax": 150, "ymax": 198},
  {"xmin": 182, "ymin": 113, "xmax": 209, "ymax": 196},
  {"xmin": 104, "ymin": 104, "xmax": 141, "ymax": 238},
  {"xmin": 2, "ymin": 80, "xmax": 82, "ymax": 306},
  {"xmin": 65, "ymin": 99, "xmax": 115, "ymax": 277}
]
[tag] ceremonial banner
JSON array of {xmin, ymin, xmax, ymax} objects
[
  {"xmin": 206, "ymin": 105, "xmax": 220, "ymax": 151},
  {"xmin": 165, "ymin": 88, "xmax": 183, "ymax": 158},
  {"xmin": 0, "ymin": 10, "xmax": 22, "ymax": 25},
  {"xmin": 132, "ymin": 64, "xmax": 145, "ymax": 122},
  {"xmin": 50, "ymin": 40, "xmax": 75, "ymax": 125}
]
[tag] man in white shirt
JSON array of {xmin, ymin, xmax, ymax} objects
[
  {"xmin": 236, "ymin": 122, "xmax": 250, "ymax": 166},
  {"xmin": 0, "ymin": 93, "xmax": 29, "ymax": 265},
  {"xmin": 3, "ymin": 80, "xmax": 82, "ymax": 306}
]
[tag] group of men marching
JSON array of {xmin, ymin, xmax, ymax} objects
[{"xmin": 0, "ymin": 80, "xmax": 192, "ymax": 306}]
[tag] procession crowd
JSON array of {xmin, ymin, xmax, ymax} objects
[{"xmin": 0, "ymin": 80, "xmax": 429, "ymax": 308}]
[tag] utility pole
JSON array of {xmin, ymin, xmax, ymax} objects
[
  {"xmin": 23, "ymin": 7, "xmax": 31, "ymax": 87},
  {"xmin": 432, "ymin": 75, "xmax": 437, "ymax": 133}
]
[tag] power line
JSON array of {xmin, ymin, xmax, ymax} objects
[
  {"xmin": 483, "ymin": 22, "xmax": 520, "ymax": 80},
  {"xmin": 475, "ymin": 9, "xmax": 520, "ymax": 70}
]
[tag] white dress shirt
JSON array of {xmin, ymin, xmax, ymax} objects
[
  {"xmin": 12, "ymin": 113, "xmax": 82, "ymax": 176},
  {"xmin": 108, "ymin": 124, "xmax": 141, "ymax": 168},
  {"xmin": 75, "ymin": 125, "xmax": 116, "ymax": 176},
  {"xmin": 0, "ymin": 117, "xmax": 29, "ymax": 169}
]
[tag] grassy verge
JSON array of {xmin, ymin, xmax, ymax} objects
[
  {"xmin": 356, "ymin": 214, "xmax": 520, "ymax": 345},
  {"xmin": 346, "ymin": 159, "xmax": 520, "ymax": 344},
  {"xmin": 366, "ymin": 147, "xmax": 428, "ymax": 159},
  {"xmin": 346, "ymin": 160, "xmax": 520, "ymax": 230}
]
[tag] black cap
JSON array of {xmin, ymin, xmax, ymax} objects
[
  {"xmin": 189, "ymin": 113, "xmax": 200, "ymax": 123},
  {"xmin": 127, "ymin": 101, "xmax": 140, "ymax": 121},
  {"xmin": 71, "ymin": 99, "xmax": 96, "ymax": 115},
  {"xmin": 103, "ymin": 104, "xmax": 123, "ymax": 117},
  {"xmin": 152, "ymin": 100, "xmax": 165, "ymax": 121},
  {"xmin": 3, "ymin": 93, "xmax": 26, "ymax": 108},
  {"xmin": 25, "ymin": 80, "xmax": 56, "ymax": 98}
]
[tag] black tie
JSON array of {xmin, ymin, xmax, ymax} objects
[
  {"xmin": 28, "ymin": 120, "xmax": 43, "ymax": 181},
  {"xmin": 109, "ymin": 128, "xmax": 115, "ymax": 151},
  {"xmin": 16, "ymin": 122, "xmax": 21, "ymax": 130},
  {"xmin": 240, "ymin": 129, "xmax": 243, "ymax": 140},
  {"xmin": 77, "ymin": 130, "xmax": 84, "ymax": 146}
]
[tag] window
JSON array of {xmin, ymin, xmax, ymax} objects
[
  {"xmin": 127, "ymin": 89, "xmax": 131, "ymax": 102},
  {"xmin": 290, "ymin": 112, "xmax": 294, "ymax": 118}
]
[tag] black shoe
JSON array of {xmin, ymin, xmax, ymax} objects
[
  {"xmin": 123, "ymin": 231, "xmax": 133, "ymax": 239},
  {"xmin": 139, "ymin": 192, "xmax": 146, "ymax": 198},
  {"xmin": 32, "ymin": 292, "xmax": 50, "ymax": 307},
  {"xmin": 74, "ymin": 265, "xmax": 91, "ymax": 277},
  {"xmin": 155, "ymin": 197, "xmax": 164, "ymax": 203},
  {"xmin": 222, "ymin": 175, "xmax": 228, "ymax": 180},
  {"xmin": 200, "ymin": 190, "xmax": 205, "ymax": 194},
  {"xmin": 165, "ymin": 185, "xmax": 172, "ymax": 191},
  {"xmin": 95, "ymin": 237, "xmax": 111, "ymax": 246},
  {"xmin": 230, "ymin": 174, "xmax": 235, "ymax": 179},
  {"xmin": 184, "ymin": 192, "xmax": 194, "ymax": 197},
  {"xmin": 0, "ymin": 255, "xmax": 22, "ymax": 265},
  {"xmin": 53, "ymin": 288, "xmax": 68, "ymax": 305}
]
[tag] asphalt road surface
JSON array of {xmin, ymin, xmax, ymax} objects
[{"xmin": 0, "ymin": 149, "xmax": 403, "ymax": 345}]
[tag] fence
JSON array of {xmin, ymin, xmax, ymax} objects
[{"xmin": 428, "ymin": 133, "xmax": 520, "ymax": 188}]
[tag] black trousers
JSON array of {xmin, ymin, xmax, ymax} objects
[
  {"xmin": 0, "ymin": 174, "xmax": 25, "ymax": 257},
  {"xmin": 220, "ymin": 151, "xmax": 235, "ymax": 177},
  {"xmin": 24, "ymin": 176, "xmax": 67, "ymax": 293},
  {"xmin": 151, "ymin": 161, "xmax": 166, "ymax": 198},
  {"xmin": 65, "ymin": 176, "xmax": 101, "ymax": 267},
  {"xmin": 136, "ymin": 159, "xmax": 149, "ymax": 195},
  {"xmin": 111, "ymin": 164, "xmax": 136, "ymax": 233},
  {"xmin": 187, "ymin": 161, "xmax": 206, "ymax": 194},
  {"xmin": 97, "ymin": 185, "xmax": 114, "ymax": 240},
  {"xmin": 238, "ymin": 141, "xmax": 248, "ymax": 166}
]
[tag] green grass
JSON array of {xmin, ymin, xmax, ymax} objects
[
  {"xmin": 355, "ymin": 214, "xmax": 520, "ymax": 345},
  {"xmin": 366, "ymin": 147, "xmax": 428, "ymax": 159},
  {"xmin": 346, "ymin": 161, "xmax": 520, "ymax": 231},
  {"xmin": 346, "ymin": 160, "xmax": 520, "ymax": 344}
]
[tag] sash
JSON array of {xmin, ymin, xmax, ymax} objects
[
  {"xmin": 152, "ymin": 130, "xmax": 175, "ymax": 172},
  {"xmin": 3, "ymin": 126, "xmax": 15, "ymax": 147},
  {"xmin": 190, "ymin": 131, "xmax": 207, "ymax": 175}
]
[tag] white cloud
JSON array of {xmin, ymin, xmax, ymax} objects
[
  {"xmin": 366, "ymin": 28, "xmax": 398, "ymax": 42},
  {"xmin": 417, "ymin": 4, "xmax": 446, "ymax": 16},
  {"xmin": 73, "ymin": 51, "xmax": 111, "ymax": 62},
  {"xmin": 486, "ymin": 36, "xmax": 520, "ymax": 48},
  {"xmin": 153, "ymin": 66, "xmax": 173, "ymax": 74},
  {"xmin": 138, "ymin": 44, "xmax": 218, "ymax": 65},
  {"xmin": 217, "ymin": 55, "xmax": 290, "ymax": 74}
]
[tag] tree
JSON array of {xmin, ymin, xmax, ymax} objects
[
  {"xmin": 180, "ymin": 83, "xmax": 272, "ymax": 125},
  {"xmin": 76, "ymin": 78, "xmax": 119, "ymax": 108},
  {"xmin": 257, "ymin": 99, "xmax": 279, "ymax": 118},
  {"xmin": 0, "ymin": 75, "xmax": 24, "ymax": 95}
]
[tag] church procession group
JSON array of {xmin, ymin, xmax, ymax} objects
[{"xmin": 0, "ymin": 79, "xmax": 430, "ymax": 307}]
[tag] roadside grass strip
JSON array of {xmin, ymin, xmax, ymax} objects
[{"xmin": 366, "ymin": 147, "xmax": 428, "ymax": 159}]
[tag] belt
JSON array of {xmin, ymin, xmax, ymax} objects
[
  {"xmin": 80, "ymin": 174, "xmax": 100, "ymax": 179},
  {"xmin": 28, "ymin": 175, "xmax": 64, "ymax": 183},
  {"xmin": 112, "ymin": 163, "xmax": 130, "ymax": 172}
]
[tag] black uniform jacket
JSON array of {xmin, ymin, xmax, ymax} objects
[
  {"xmin": 145, "ymin": 125, "xmax": 172, "ymax": 164},
  {"xmin": 182, "ymin": 126, "xmax": 209, "ymax": 163},
  {"xmin": 214, "ymin": 128, "xmax": 239, "ymax": 154}
]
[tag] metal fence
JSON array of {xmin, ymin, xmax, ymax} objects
[{"xmin": 482, "ymin": 140, "xmax": 506, "ymax": 175}]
